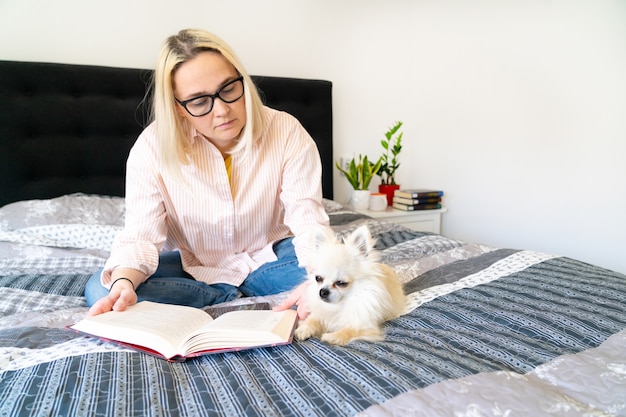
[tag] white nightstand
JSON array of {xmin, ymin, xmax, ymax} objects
[{"xmin": 354, "ymin": 207, "xmax": 447, "ymax": 233}]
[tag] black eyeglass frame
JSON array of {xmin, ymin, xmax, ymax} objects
[{"xmin": 175, "ymin": 76, "xmax": 245, "ymax": 117}]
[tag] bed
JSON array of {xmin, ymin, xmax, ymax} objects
[{"xmin": 1, "ymin": 60, "xmax": 625, "ymax": 417}]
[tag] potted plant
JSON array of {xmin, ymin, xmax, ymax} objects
[
  {"xmin": 376, "ymin": 121, "xmax": 403, "ymax": 205},
  {"xmin": 335, "ymin": 154, "xmax": 382, "ymax": 209}
]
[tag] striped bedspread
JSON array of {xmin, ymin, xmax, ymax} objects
[{"xmin": 1, "ymin": 196, "xmax": 625, "ymax": 416}]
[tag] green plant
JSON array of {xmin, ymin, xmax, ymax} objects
[
  {"xmin": 335, "ymin": 154, "xmax": 382, "ymax": 190},
  {"xmin": 376, "ymin": 121, "xmax": 403, "ymax": 185}
]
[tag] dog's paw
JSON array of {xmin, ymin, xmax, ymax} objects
[
  {"xmin": 294, "ymin": 318, "xmax": 322, "ymax": 341},
  {"xmin": 294, "ymin": 325, "xmax": 313, "ymax": 341},
  {"xmin": 320, "ymin": 331, "xmax": 351, "ymax": 345},
  {"xmin": 321, "ymin": 328, "xmax": 384, "ymax": 345}
]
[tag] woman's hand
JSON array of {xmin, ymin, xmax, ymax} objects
[
  {"xmin": 87, "ymin": 279, "xmax": 138, "ymax": 316},
  {"xmin": 273, "ymin": 281, "xmax": 310, "ymax": 320}
]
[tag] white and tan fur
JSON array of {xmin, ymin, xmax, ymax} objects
[{"xmin": 295, "ymin": 225, "xmax": 406, "ymax": 345}]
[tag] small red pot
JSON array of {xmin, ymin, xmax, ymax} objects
[{"xmin": 378, "ymin": 184, "xmax": 400, "ymax": 206}]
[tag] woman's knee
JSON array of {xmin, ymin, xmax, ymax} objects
[{"xmin": 240, "ymin": 260, "xmax": 306, "ymax": 297}]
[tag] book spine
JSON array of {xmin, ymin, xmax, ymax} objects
[
  {"xmin": 392, "ymin": 203, "xmax": 442, "ymax": 211},
  {"xmin": 392, "ymin": 196, "xmax": 442, "ymax": 205},
  {"xmin": 394, "ymin": 190, "xmax": 444, "ymax": 199}
]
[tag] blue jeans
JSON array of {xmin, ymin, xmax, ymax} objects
[{"xmin": 84, "ymin": 237, "xmax": 307, "ymax": 308}]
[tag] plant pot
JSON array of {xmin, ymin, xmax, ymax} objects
[
  {"xmin": 378, "ymin": 184, "xmax": 400, "ymax": 206},
  {"xmin": 368, "ymin": 193, "xmax": 387, "ymax": 211},
  {"xmin": 350, "ymin": 189, "xmax": 371, "ymax": 210}
]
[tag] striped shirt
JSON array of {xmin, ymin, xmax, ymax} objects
[{"xmin": 102, "ymin": 107, "xmax": 329, "ymax": 287}]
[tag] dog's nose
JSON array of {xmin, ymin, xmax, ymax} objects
[{"xmin": 319, "ymin": 287, "xmax": 330, "ymax": 300}]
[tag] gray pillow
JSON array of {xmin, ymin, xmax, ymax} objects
[{"xmin": 0, "ymin": 193, "xmax": 125, "ymax": 230}]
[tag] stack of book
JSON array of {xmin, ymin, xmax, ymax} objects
[{"xmin": 392, "ymin": 189, "xmax": 444, "ymax": 211}]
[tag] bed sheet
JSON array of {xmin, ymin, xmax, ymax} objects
[{"xmin": 1, "ymin": 195, "xmax": 625, "ymax": 416}]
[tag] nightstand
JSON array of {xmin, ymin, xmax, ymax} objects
[{"xmin": 354, "ymin": 207, "xmax": 447, "ymax": 233}]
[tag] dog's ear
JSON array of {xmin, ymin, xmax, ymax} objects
[
  {"xmin": 346, "ymin": 225, "xmax": 375, "ymax": 257},
  {"xmin": 311, "ymin": 226, "xmax": 336, "ymax": 249}
]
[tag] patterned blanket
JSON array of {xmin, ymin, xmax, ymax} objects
[{"xmin": 1, "ymin": 195, "xmax": 625, "ymax": 416}]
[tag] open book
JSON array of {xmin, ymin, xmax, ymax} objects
[{"xmin": 70, "ymin": 301, "xmax": 298, "ymax": 362}]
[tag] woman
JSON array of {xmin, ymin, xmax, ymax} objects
[{"xmin": 86, "ymin": 29, "xmax": 329, "ymax": 317}]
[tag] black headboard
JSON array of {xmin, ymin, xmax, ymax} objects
[{"xmin": 0, "ymin": 60, "xmax": 333, "ymax": 206}]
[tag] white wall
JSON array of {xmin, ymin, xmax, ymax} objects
[{"xmin": 2, "ymin": 0, "xmax": 625, "ymax": 274}]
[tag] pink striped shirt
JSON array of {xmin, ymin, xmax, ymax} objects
[{"xmin": 102, "ymin": 107, "xmax": 330, "ymax": 287}]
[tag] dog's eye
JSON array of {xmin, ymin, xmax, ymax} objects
[
  {"xmin": 315, "ymin": 275, "xmax": 323, "ymax": 283},
  {"xmin": 335, "ymin": 281, "xmax": 348, "ymax": 288}
]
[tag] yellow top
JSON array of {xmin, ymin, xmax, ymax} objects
[{"xmin": 224, "ymin": 154, "xmax": 232, "ymax": 183}]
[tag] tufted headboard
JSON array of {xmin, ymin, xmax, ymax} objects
[{"xmin": 0, "ymin": 60, "xmax": 333, "ymax": 206}]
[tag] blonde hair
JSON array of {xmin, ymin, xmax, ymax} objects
[{"xmin": 151, "ymin": 29, "xmax": 266, "ymax": 182}]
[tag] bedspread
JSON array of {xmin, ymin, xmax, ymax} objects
[{"xmin": 1, "ymin": 195, "xmax": 625, "ymax": 416}]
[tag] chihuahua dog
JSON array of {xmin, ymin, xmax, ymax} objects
[{"xmin": 295, "ymin": 225, "xmax": 406, "ymax": 345}]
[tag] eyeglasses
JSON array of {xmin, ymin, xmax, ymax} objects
[{"xmin": 175, "ymin": 76, "xmax": 244, "ymax": 117}]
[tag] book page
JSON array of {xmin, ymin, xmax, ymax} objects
[
  {"xmin": 213, "ymin": 309, "xmax": 294, "ymax": 336},
  {"xmin": 71, "ymin": 301, "xmax": 213, "ymax": 357},
  {"xmin": 184, "ymin": 309, "xmax": 297, "ymax": 353}
]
